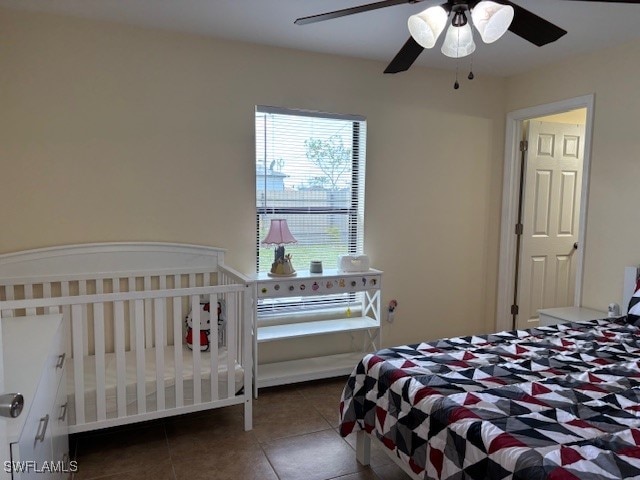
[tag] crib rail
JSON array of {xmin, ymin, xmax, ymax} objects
[{"xmin": 0, "ymin": 282, "xmax": 252, "ymax": 433}]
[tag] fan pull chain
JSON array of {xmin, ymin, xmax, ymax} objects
[
  {"xmin": 468, "ymin": 57, "xmax": 475, "ymax": 80},
  {"xmin": 454, "ymin": 26, "xmax": 461, "ymax": 89}
]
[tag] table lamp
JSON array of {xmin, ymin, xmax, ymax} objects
[{"xmin": 261, "ymin": 219, "xmax": 297, "ymax": 276}]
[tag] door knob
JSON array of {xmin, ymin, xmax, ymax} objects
[{"xmin": 0, "ymin": 393, "xmax": 24, "ymax": 418}]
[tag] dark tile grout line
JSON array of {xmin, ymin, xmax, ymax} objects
[
  {"xmin": 160, "ymin": 421, "xmax": 177, "ymax": 480},
  {"xmin": 70, "ymin": 378, "xmax": 379, "ymax": 480}
]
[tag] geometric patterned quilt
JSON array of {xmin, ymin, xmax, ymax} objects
[{"xmin": 339, "ymin": 318, "xmax": 640, "ymax": 480}]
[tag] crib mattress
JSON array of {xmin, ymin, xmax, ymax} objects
[{"xmin": 67, "ymin": 344, "xmax": 244, "ymax": 424}]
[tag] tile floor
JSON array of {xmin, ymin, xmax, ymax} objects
[{"xmin": 70, "ymin": 377, "xmax": 412, "ymax": 480}]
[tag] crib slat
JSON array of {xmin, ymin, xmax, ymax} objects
[
  {"xmin": 43, "ymin": 283, "xmax": 56, "ymax": 314},
  {"xmin": 72, "ymin": 304, "xmax": 86, "ymax": 426},
  {"xmin": 79, "ymin": 280, "xmax": 89, "ymax": 356},
  {"xmin": 128, "ymin": 277, "xmax": 136, "ymax": 351},
  {"xmin": 62, "ymin": 282, "xmax": 72, "ymax": 364},
  {"xmin": 209, "ymin": 294, "xmax": 219, "ymax": 401},
  {"xmin": 94, "ymin": 302, "xmax": 107, "ymax": 422},
  {"xmin": 2, "ymin": 285, "xmax": 15, "ymax": 317},
  {"xmin": 114, "ymin": 301, "xmax": 126, "ymax": 418},
  {"xmin": 144, "ymin": 276, "xmax": 152, "ymax": 349},
  {"xmin": 159, "ymin": 276, "xmax": 169, "ymax": 347},
  {"xmin": 227, "ymin": 292, "xmax": 237, "ymax": 399},
  {"xmin": 191, "ymin": 295, "xmax": 201, "ymax": 405},
  {"xmin": 134, "ymin": 299, "xmax": 146, "ymax": 414},
  {"xmin": 154, "ymin": 297, "xmax": 165, "ymax": 411},
  {"xmin": 173, "ymin": 297, "xmax": 184, "ymax": 408},
  {"xmin": 24, "ymin": 284, "xmax": 36, "ymax": 316},
  {"xmin": 188, "ymin": 273, "xmax": 196, "ymax": 288}
]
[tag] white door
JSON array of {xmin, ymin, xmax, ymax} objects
[{"xmin": 517, "ymin": 121, "xmax": 585, "ymax": 329}]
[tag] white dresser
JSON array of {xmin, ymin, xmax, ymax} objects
[
  {"xmin": 538, "ymin": 307, "xmax": 607, "ymax": 327},
  {"xmin": 3, "ymin": 314, "xmax": 70, "ymax": 480}
]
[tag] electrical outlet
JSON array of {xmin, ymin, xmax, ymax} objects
[{"xmin": 387, "ymin": 310, "xmax": 395, "ymax": 323}]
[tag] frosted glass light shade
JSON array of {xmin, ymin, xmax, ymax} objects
[
  {"xmin": 441, "ymin": 23, "xmax": 476, "ymax": 58},
  {"xmin": 471, "ymin": 1, "xmax": 514, "ymax": 44},
  {"xmin": 407, "ymin": 6, "xmax": 448, "ymax": 49}
]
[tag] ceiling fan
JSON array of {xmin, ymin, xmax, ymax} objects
[{"xmin": 294, "ymin": 0, "xmax": 640, "ymax": 74}]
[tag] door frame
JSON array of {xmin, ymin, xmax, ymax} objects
[{"xmin": 496, "ymin": 94, "xmax": 595, "ymax": 332}]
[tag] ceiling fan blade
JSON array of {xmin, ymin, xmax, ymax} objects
[
  {"xmin": 558, "ymin": 0, "xmax": 640, "ymax": 2},
  {"xmin": 502, "ymin": 1, "xmax": 568, "ymax": 47},
  {"xmin": 295, "ymin": 0, "xmax": 425, "ymax": 25},
  {"xmin": 384, "ymin": 37, "xmax": 424, "ymax": 74}
]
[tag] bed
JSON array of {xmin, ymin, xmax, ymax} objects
[
  {"xmin": 339, "ymin": 269, "xmax": 640, "ymax": 480},
  {"xmin": 0, "ymin": 242, "xmax": 253, "ymax": 434}
]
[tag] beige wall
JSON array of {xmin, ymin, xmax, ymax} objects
[
  {"xmin": 0, "ymin": 8, "xmax": 507, "ymax": 351},
  {"xmin": 506, "ymin": 40, "xmax": 640, "ymax": 313}
]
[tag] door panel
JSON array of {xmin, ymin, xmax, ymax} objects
[
  {"xmin": 533, "ymin": 170, "xmax": 551, "ymax": 235},
  {"xmin": 559, "ymin": 171, "xmax": 578, "ymax": 234},
  {"xmin": 528, "ymin": 256, "xmax": 547, "ymax": 321},
  {"xmin": 517, "ymin": 121, "xmax": 585, "ymax": 329}
]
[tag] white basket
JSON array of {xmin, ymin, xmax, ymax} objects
[{"xmin": 338, "ymin": 255, "xmax": 370, "ymax": 272}]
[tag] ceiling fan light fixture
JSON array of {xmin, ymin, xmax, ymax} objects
[
  {"xmin": 407, "ymin": 6, "xmax": 448, "ymax": 49},
  {"xmin": 471, "ymin": 1, "xmax": 514, "ymax": 44},
  {"xmin": 441, "ymin": 23, "xmax": 476, "ymax": 58}
]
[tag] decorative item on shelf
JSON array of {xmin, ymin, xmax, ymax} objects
[
  {"xmin": 338, "ymin": 254, "xmax": 370, "ymax": 273},
  {"xmin": 310, "ymin": 260, "xmax": 323, "ymax": 274},
  {"xmin": 262, "ymin": 218, "xmax": 297, "ymax": 277}
]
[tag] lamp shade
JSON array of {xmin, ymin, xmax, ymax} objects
[
  {"xmin": 261, "ymin": 219, "xmax": 297, "ymax": 245},
  {"xmin": 441, "ymin": 23, "xmax": 476, "ymax": 58},
  {"xmin": 407, "ymin": 6, "xmax": 448, "ymax": 49},
  {"xmin": 471, "ymin": 1, "xmax": 514, "ymax": 44}
]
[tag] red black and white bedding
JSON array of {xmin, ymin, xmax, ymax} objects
[{"xmin": 339, "ymin": 318, "xmax": 640, "ymax": 480}]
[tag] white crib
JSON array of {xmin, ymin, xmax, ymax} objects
[{"xmin": 0, "ymin": 242, "xmax": 253, "ymax": 434}]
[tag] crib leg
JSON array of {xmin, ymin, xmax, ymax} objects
[
  {"xmin": 244, "ymin": 398, "xmax": 253, "ymax": 431},
  {"xmin": 356, "ymin": 430, "xmax": 371, "ymax": 466}
]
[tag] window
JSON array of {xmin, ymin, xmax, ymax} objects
[{"xmin": 255, "ymin": 106, "xmax": 367, "ymax": 315}]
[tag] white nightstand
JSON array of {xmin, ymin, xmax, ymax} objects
[{"xmin": 538, "ymin": 306, "xmax": 607, "ymax": 326}]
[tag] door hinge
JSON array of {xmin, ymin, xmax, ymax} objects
[
  {"xmin": 515, "ymin": 223, "xmax": 524, "ymax": 235},
  {"xmin": 520, "ymin": 140, "xmax": 528, "ymax": 152},
  {"xmin": 511, "ymin": 304, "xmax": 519, "ymax": 316}
]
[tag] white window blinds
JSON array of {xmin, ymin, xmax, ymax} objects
[{"xmin": 255, "ymin": 106, "xmax": 367, "ymax": 314}]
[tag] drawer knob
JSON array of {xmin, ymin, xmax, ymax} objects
[{"xmin": 0, "ymin": 393, "xmax": 24, "ymax": 418}]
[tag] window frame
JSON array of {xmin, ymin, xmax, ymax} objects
[{"xmin": 254, "ymin": 106, "xmax": 367, "ymax": 316}]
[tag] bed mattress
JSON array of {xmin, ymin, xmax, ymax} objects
[
  {"xmin": 67, "ymin": 344, "xmax": 244, "ymax": 424},
  {"xmin": 340, "ymin": 317, "xmax": 640, "ymax": 480}
]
